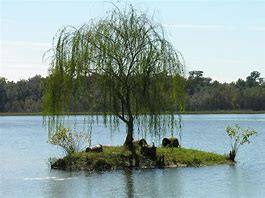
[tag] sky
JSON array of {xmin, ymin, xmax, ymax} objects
[{"xmin": 0, "ymin": 0, "xmax": 265, "ymax": 82}]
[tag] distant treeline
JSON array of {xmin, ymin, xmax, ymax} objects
[
  {"xmin": 0, "ymin": 71, "xmax": 264, "ymax": 113},
  {"xmin": 186, "ymin": 71, "xmax": 265, "ymax": 111}
]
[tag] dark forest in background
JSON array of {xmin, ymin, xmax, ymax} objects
[{"xmin": 0, "ymin": 71, "xmax": 264, "ymax": 113}]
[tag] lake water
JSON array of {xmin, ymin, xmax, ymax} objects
[{"xmin": 0, "ymin": 114, "xmax": 264, "ymax": 197}]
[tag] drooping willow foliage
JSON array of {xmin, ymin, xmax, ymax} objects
[{"xmin": 43, "ymin": 5, "xmax": 186, "ymax": 146}]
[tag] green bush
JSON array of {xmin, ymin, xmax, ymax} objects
[
  {"xmin": 226, "ymin": 124, "xmax": 257, "ymax": 161},
  {"xmin": 49, "ymin": 127, "xmax": 89, "ymax": 155}
]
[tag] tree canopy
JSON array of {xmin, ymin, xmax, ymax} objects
[{"xmin": 43, "ymin": 5, "xmax": 186, "ymax": 147}]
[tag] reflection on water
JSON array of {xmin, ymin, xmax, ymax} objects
[
  {"xmin": 46, "ymin": 175, "xmax": 71, "ymax": 198},
  {"xmin": 124, "ymin": 170, "xmax": 134, "ymax": 198},
  {"xmin": 0, "ymin": 114, "xmax": 265, "ymax": 197}
]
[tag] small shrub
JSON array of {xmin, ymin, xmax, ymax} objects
[
  {"xmin": 49, "ymin": 127, "xmax": 90, "ymax": 155},
  {"xmin": 226, "ymin": 124, "xmax": 257, "ymax": 162}
]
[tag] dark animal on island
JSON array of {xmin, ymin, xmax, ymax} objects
[
  {"xmin": 140, "ymin": 142, "xmax": 157, "ymax": 160},
  {"xmin": 162, "ymin": 137, "xmax": 179, "ymax": 148},
  {"xmin": 86, "ymin": 144, "xmax": 103, "ymax": 153},
  {"xmin": 139, "ymin": 138, "xmax": 148, "ymax": 147}
]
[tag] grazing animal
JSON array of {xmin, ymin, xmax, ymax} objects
[
  {"xmin": 162, "ymin": 137, "xmax": 179, "ymax": 148},
  {"xmin": 86, "ymin": 144, "xmax": 103, "ymax": 153},
  {"xmin": 162, "ymin": 138, "xmax": 171, "ymax": 147},
  {"xmin": 141, "ymin": 142, "xmax": 157, "ymax": 160},
  {"xmin": 139, "ymin": 138, "xmax": 148, "ymax": 147}
]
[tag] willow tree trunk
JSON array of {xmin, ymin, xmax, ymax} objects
[
  {"xmin": 124, "ymin": 119, "xmax": 134, "ymax": 148},
  {"xmin": 124, "ymin": 118, "xmax": 139, "ymax": 167}
]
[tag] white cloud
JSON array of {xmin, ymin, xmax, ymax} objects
[
  {"xmin": 1, "ymin": 40, "xmax": 51, "ymax": 48},
  {"xmin": 162, "ymin": 23, "xmax": 226, "ymax": 30},
  {"xmin": 249, "ymin": 26, "xmax": 265, "ymax": 31},
  {"xmin": 219, "ymin": 59, "xmax": 248, "ymax": 64},
  {"xmin": 0, "ymin": 18, "xmax": 41, "ymax": 26},
  {"xmin": 0, "ymin": 62, "xmax": 48, "ymax": 82},
  {"xmin": 0, "ymin": 19, "xmax": 18, "ymax": 24},
  {"xmin": 162, "ymin": 24, "xmax": 243, "ymax": 31},
  {"xmin": 0, "ymin": 40, "xmax": 50, "ymax": 81}
]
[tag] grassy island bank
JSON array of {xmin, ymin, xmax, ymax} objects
[{"xmin": 51, "ymin": 145, "xmax": 231, "ymax": 171}]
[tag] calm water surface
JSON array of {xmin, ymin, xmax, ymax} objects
[{"xmin": 0, "ymin": 114, "xmax": 264, "ymax": 197}]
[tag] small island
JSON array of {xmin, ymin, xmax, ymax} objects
[
  {"xmin": 43, "ymin": 5, "xmax": 257, "ymax": 173},
  {"xmin": 51, "ymin": 141, "xmax": 231, "ymax": 171}
]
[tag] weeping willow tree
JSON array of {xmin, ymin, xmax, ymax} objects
[{"xmin": 43, "ymin": 5, "xmax": 186, "ymax": 148}]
